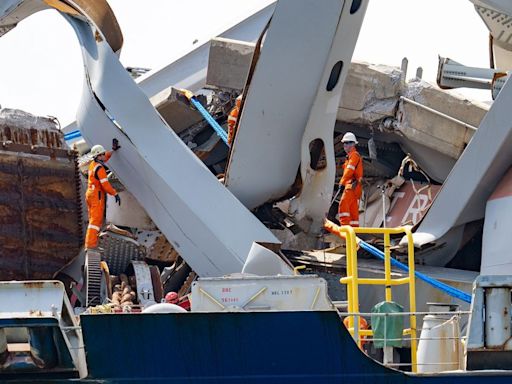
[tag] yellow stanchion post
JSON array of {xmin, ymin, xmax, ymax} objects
[
  {"xmin": 405, "ymin": 227, "xmax": 417, "ymax": 373},
  {"xmin": 325, "ymin": 220, "xmax": 418, "ymax": 371},
  {"xmin": 383, "ymin": 232, "xmax": 392, "ymax": 302}
]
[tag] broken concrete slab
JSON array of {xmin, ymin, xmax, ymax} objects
[
  {"xmin": 205, "ymin": 47, "xmax": 486, "ymax": 162},
  {"xmin": 150, "ymin": 87, "xmax": 205, "ymax": 134},
  {"xmin": 336, "ymin": 62, "xmax": 489, "ymax": 160},
  {"xmin": 206, "ymin": 37, "xmax": 255, "ymax": 91},
  {"xmin": 204, "ymin": 41, "xmax": 487, "ymax": 162},
  {"xmin": 398, "ymin": 80, "xmax": 488, "ymax": 159},
  {"xmin": 337, "ymin": 62, "xmax": 402, "ymax": 124}
]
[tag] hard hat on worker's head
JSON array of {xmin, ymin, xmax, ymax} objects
[
  {"xmin": 235, "ymin": 94, "xmax": 242, "ymax": 108},
  {"xmin": 341, "ymin": 132, "xmax": 358, "ymax": 144},
  {"xmin": 91, "ymin": 144, "xmax": 106, "ymax": 158},
  {"xmin": 165, "ymin": 291, "xmax": 179, "ymax": 304}
]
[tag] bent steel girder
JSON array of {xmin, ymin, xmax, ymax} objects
[
  {"xmin": 291, "ymin": 0, "xmax": 368, "ymax": 233},
  {"xmin": 0, "ymin": 1, "xmax": 280, "ymax": 277},
  {"xmin": 224, "ymin": 0, "xmax": 368, "ymax": 215},
  {"xmin": 63, "ymin": 2, "xmax": 277, "ymax": 133},
  {"xmin": 0, "ymin": 0, "xmax": 122, "ymax": 52}
]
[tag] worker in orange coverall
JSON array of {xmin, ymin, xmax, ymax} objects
[
  {"xmin": 337, "ymin": 132, "xmax": 363, "ymax": 227},
  {"xmin": 227, "ymin": 95, "xmax": 242, "ymax": 145},
  {"xmin": 84, "ymin": 140, "xmax": 121, "ymax": 249}
]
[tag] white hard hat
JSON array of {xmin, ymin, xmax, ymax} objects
[
  {"xmin": 91, "ymin": 144, "xmax": 106, "ymax": 157},
  {"xmin": 341, "ymin": 132, "xmax": 358, "ymax": 144}
]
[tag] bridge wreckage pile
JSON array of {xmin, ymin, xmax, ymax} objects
[
  {"xmin": 0, "ymin": 111, "xmax": 194, "ymax": 309},
  {"xmin": 6, "ymin": 0, "xmax": 512, "ymax": 381},
  {"xmin": 0, "ymin": 41, "xmax": 489, "ymax": 309}
]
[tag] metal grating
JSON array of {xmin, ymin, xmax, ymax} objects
[{"xmin": 99, "ymin": 232, "xmax": 145, "ymax": 275}]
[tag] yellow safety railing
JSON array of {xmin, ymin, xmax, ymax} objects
[{"xmin": 326, "ymin": 221, "xmax": 417, "ymax": 372}]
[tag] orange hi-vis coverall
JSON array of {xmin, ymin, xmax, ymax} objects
[
  {"xmin": 227, "ymin": 101, "xmax": 241, "ymax": 145},
  {"xmin": 337, "ymin": 148, "xmax": 363, "ymax": 226},
  {"xmin": 84, "ymin": 152, "xmax": 117, "ymax": 249}
]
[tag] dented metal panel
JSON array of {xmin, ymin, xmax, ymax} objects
[
  {"xmin": 146, "ymin": 234, "xmax": 179, "ymax": 263},
  {"xmin": 291, "ymin": 0, "xmax": 368, "ymax": 233}
]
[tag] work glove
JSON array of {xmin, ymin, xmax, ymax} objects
[
  {"xmin": 338, "ymin": 184, "xmax": 345, "ymax": 193},
  {"xmin": 112, "ymin": 138, "xmax": 121, "ymax": 151},
  {"xmin": 114, "ymin": 194, "xmax": 121, "ymax": 206}
]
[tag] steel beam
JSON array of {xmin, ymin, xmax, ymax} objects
[
  {"xmin": 225, "ymin": 0, "xmax": 368, "ymax": 218},
  {"xmin": 0, "ymin": 1, "xmax": 281, "ymax": 277}
]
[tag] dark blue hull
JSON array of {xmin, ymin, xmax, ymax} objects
[{"xmin": 78, "ymin": 311, "xmax": 512, "ymax": 383}]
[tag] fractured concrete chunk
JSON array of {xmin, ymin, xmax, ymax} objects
[
  {"xmin": 338, "ymin": 62, "xmax": 402, "ymax": 123},
  {"xmin": 206, "ymin": 37, "xmax": 255, "ymax": 91},
  {"xmin": 335, "ymin": 62, "xmax": 489, "ymax": 161},
  {"xmin": 399, "ymin": 80, "xmax": 489, "ymax": 158},
  {"xmin": 150, "ymin": 87, "xmax": 205, "ymax": 134}
]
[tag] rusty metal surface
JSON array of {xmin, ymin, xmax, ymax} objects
[
  {"xmin": 0, "ymin": 145, "xmax": 82, "ymax": 280},
  {"xmin": 0, "ymin": 142, "xmax": 73, "ymax": 159},
  {"xmin": 69, "ymin": 0, "xmax": 123, "ymax": 53},
  {"xmin": 0, "ymin": 0, "xmax": 123, "ymax": 53},
  {"xmin": 0, "ymin": 109, "xmax": 64, "ymax": 148},
  {"xmin": 150, "ymin": 265, "xmax": 163, "ymax": 302},
  {"xmin": 146, "ymin": 233, "xmax": 178, "ymax": 264},
  {"xmin": 178, "ymin": 271, "xmax": 197, "ymax": 298}
]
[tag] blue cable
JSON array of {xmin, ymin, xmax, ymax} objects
[
  {"xmin": 64, "ymin": 130, "xmax": 82, "ymax": 140},
  {"xmin": 65, "ymin": 97, "xmax": 230, "ymax": 146},
  {"xmin": 189, "ymin": 97, "xmax": 229, "ymax": 145},
  {"xmin": 358, "ymin": 240, "xmax": 472, "ymax": 303}
]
